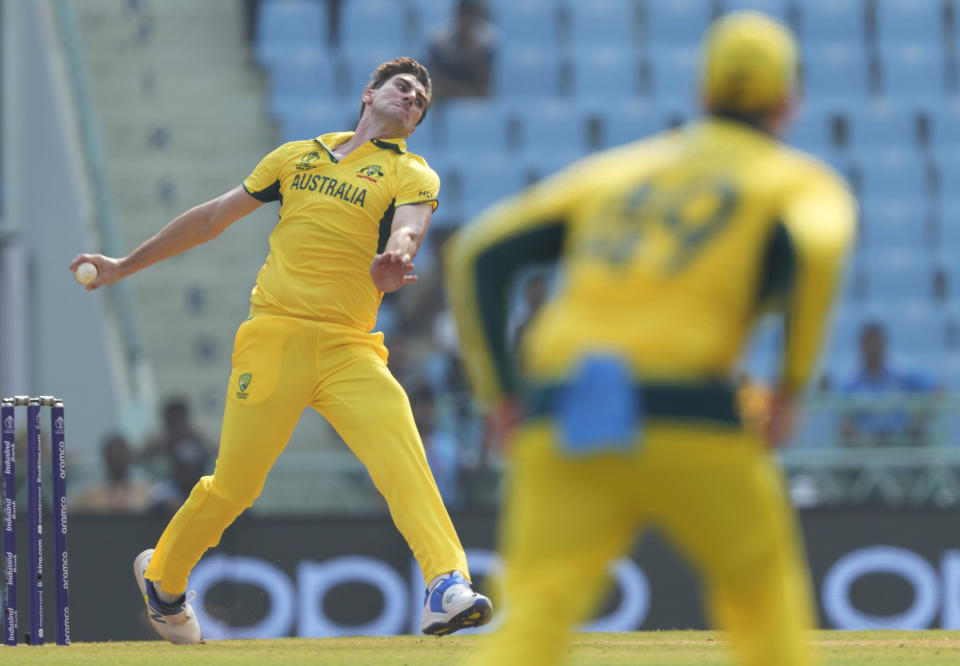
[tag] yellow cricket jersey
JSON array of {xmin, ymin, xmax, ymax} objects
[
  {"xmin": 243, "ymin": 132, "xmax": 439, "ymax": 331},
  {"xmin": 446, "ymin": 117, "xmax": 857, "ymax": 405}
]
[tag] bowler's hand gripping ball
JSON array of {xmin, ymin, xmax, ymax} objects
[{"xmin": 74, "ymin": 262, "xmax": 98, "ymax": 286}]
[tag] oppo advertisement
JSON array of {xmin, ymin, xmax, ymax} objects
[{"xmin": 54, "ymin": 511, "xmax": 960, "ymax": 641}]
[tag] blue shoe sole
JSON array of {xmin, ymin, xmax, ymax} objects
[{"xmin": 423, "ymin": 597, "xmax": 493, "ymax": 636}]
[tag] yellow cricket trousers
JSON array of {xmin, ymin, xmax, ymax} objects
[
  {"xmin": 145, "ymin": 313, "xmax": 469, "ymax": 594},
  {"xmin": 468, "ymin": 421, "xmax": 817, "ymax": 666}
]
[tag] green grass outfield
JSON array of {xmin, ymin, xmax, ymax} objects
[{"xmin": 4, "ymin": 631, "xmax": 960, "ymax": 665}]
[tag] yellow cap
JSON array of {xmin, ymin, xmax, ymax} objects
[{"xmin": 701, "ymin": 11, "xmax": 800, "ymax": 114}]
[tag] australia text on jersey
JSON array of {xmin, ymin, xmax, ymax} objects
[{"xmin": 290, "ymin": 173, "xmax": 368, "ymax": 207}]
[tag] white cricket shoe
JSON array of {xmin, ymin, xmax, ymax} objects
[
  {"xmin": 133, "ymin": 549, "xmax": 203, "ymax": 645},
  {"xmin": 421, "ymin": 570, "xmax": 493, "ymax": 636}
]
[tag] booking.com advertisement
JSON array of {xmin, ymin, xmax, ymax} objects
[{"xmin": 55, "ymin": 511, "xmax": 960, "ymax": 641}]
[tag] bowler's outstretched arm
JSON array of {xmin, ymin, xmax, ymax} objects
[{"xmin": 69, "ymin": 185, "xmax": 262, "ymax": 290}]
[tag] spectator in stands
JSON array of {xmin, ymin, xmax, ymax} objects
[
  {"xmin": 72, "ymin": 433, "xmax": 151, "ymax": 513},
  {"xmin": 426, "ymin": 0, "xmax": 498, "ymax": 100},
  {"xmin": 141, "ymin": 396, "xmax": 213, "ymax": 515},
  {"xmin": 838, "ymin": 321, "xmax": 943, "ymax": 447}
]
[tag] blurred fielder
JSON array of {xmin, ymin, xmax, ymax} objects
[
  {"xmin": 447, "ymin": 12, "xmax": 855, "ymax": 666},
  {"xmin": 70, "ymin": 57, "xmax": 491, "ymax": 644}
]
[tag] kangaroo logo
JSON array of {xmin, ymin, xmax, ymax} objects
[{"xmin": 356, "ymin": 164, "xmax": 384, "ymax": 182}]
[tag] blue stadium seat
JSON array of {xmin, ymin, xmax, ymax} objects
[
  {"xmin": 460, "ymin": 158, "xmax": 530, "ymax": 215},
  {"xmin": 803, "ymin": 45, "xmax": 869, "ymax": 100},
  {"xmin": 644, "ymin": 0, "xmax": 713, "ymax": 48},
  {"xmin": 884, "ymin": 301, "xmax": 942, "ymax": 364},
  {"xmin": 602, "ymin": 100, "xmax": 663, "ymax": 148},
  {"xmin": 496, "ymin": 47, "xmax": 560, "ymax": 99},
  {"xmin": 858, "ymin": 150, "xmax": 930, "ymax": 202},
  {"xmin": 802, "ymin": 0, "xmax": 865, "ymax": 46},
  {"xmin": 278, "ymin": 104, "xmax": 353, "ymax": 143},
  {"xmin": 931, "ymin": 103, "xmax": 960, "ymax": 151},
  {"xmin": 881, "ymin": 42, "xmax": 945, "ymax": 100},
  {"xmin": 939, "ymin": 198, "xmax": 960, "ymax": 254},
  {"xmin": 722, "ymin": 0, "xmax": 791, "ymax": 21},
  {"xmin": 850, "ymin": 101, "xmax": 919, "ymax": 152},
  {"xmin": 408, "ymin": 0, "xmax": 458, "ymax": 40},
  {"xmin": 340, "ymin": 0, "xmax": 407, "ymax": 51},
  {"xmin": 647, "ymin": 47, "xmax": 699, "ymax": 112},
  {"xmin": 518, "ymin": 101, "xmax": 586, "ymax": 163},
  {"xmin": 268, "ymin": 48, "xmax": 341, "ymax": 120},
  {"xmin": 783, "ymin": 102, "xmax": 834, "ymax": 152},
  {"xmin": 255, "ymin": 0, "xmax": 328, "ymax": 66},
  {"xmin": 571, "ymin": 47, "xmax": 641, "ymax": 103},
  {"xmin": 439, "ymin": 99, "xmax": 511, "ymax": 156},
  {"xmin": 864, "ymin": 249, "xmax": 932, "ymax": 303},
  {"xmin": 565, "ymin": 0, "xmax": 637, "ymax": 48},
  {"xmin": 859, "ymin": 197, "xmax": 928, "ymax": 254},
  {"xmin": 340, "ymin": 46, "xmax": 406, "ymax": 95},
  {"xmin": 495, "ymin": 0, "xmax": 558, "ymax": 48},
  {"xmin": 876, "ymin": 0, "xmax": 944, "ymax": 45}
]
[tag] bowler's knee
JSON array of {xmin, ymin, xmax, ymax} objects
[{"xmin": 188, "ymin": 474, "xmax": 258, "ymax": 515}]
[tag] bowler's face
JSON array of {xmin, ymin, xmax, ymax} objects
[{"xmin": 364, "ymin": 74, "xmax": 429, "ymax": 135}]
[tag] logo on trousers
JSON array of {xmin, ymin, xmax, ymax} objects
[{"xmin": 236, "ymin": 374, "xmax": 253, "ymax": 400}]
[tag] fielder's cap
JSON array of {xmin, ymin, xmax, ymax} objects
[{"xmin": 701, "ymin": 11, "xmax": 800, "ymax": 114}]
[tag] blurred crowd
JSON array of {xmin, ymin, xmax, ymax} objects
[{"xmin": 71, "ymin": 396, "xmax": 213, "ymax": 516}]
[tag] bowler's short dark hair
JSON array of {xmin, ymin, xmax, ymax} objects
[{"xmin": 360, "ymin": 57, "xmax": 433, "ymax": 125}]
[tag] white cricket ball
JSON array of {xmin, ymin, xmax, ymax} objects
[{"xmin": 74, "ymin": 262, "xmax": 98, "ymax": 286}]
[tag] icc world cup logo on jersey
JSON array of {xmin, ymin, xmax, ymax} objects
[
  {"xmin": 356, "ymin": 164, "xmax": 384, "ymax": 183},
  {"xmin": 295, "ymin": 152, "xmax": 321, "ymax": 171}
]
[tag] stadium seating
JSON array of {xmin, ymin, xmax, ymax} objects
[
  {"xmin": 495, "ymin": 0, "xmax": 558, "ymax": 49},
  {"xmin": 439, "ymin": 99, "xmax": 511, "ymax": 155},
  {"xmin": 255, "ymin": 0, "xmax": 328, "ymax": 66},
  {"xmin": 723, "ymin": 0, "xmax": 791, "ymax": 22},
  {"xmin": 881, "ymin": 42, "xmax": 946, "ymax": 100},
  {"xmin": 497, "ymin": 47, "xmax": 560, "ymax": 99},
  {"xmin": 646, "ymin": 47, "xmax": 699, "ymax": 111},
  {"xmin": 802, "ymin": 0, "xmax": 865, "ymax": 46},
  {"xmin": 563, "ymin": 0, "xmax": 638, "ymax": 49},
  {"xmin": 803, "ymin": 45, "xmax": 869, "ymax": 101},
  {"xmin": 858, "ymin": 150, "xmax": 931, "ymax": 202},
  {"xmin": 517, "ymin": 100, "xmax": 587, "ymax": 164},
  {"xmin": 268, "ymin": 48, "xmax": 340, "ymax": 120},
  {"xmin": 339, "ymin": 0, "xmax": 408, "ymax": 53},
  {"xmin": 570, "ymin": 46, "xmax": 642, "ymax": 103},
  {"xmin": 850, "ymin": 101, "xmax": 922, "ymax": 152},
  {"xmin": 458, "ymin": 157, "xmax": 531, "ymax": 216},
  {"xmin": 602, "ymin": 100, "xmax": 663, "ymax": 148},
  {"xmin": 860, "ymin": 197, "xmax": 931, "ymax": 255},
  {"xmin": 279, "ymin": 103, "xmax": 354, "ymax": 143},
  {"xmin": 643, "ymin": 0, "xmax": 714, "ymax": 48},
  {"xmin": 876, "ymin": 0, "xmax": 946, "ymax": 46}
]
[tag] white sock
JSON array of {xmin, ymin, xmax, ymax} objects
[{"xmin": 154, "ymin": 582, "xmax": 184, "ymax": 605}]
